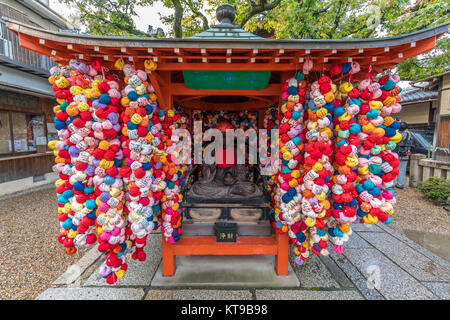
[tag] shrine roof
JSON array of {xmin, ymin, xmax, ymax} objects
[
  {"xmin": 3, "ymin": 17, "xmax": 448, "ymax": 75},
  {"xmin": 190, "ymin": 22, "xmax": 264, "ymax": 40}
]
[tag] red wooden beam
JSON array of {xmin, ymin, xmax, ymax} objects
[
  {"xmin": 178, "ymin": 99, "xmax": 275, "ymax": 111},
  {"xmin": 148, "ymin": 71, "xmax": 168, "ymax": 110},
  {"xmin": 171, "ymin": 83, "xmax": 281, "ymax": 96}
]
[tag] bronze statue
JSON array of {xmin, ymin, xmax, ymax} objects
[{"xmin": 187, "ymin": 121, "xmax": 263, "ymax": 201}]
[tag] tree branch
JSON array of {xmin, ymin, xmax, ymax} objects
[
  {"xmin": 185, "ymin": 0, "xmax": 209, "ymax": 31},
  {"xmin": 240, "ymin": 0, "xmax": 282, "ymax": 28}
]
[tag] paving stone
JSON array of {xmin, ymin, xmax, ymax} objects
[
  {"xmin": 36, "ymin": 287, "xmax": 145, "ymax": 300},
  {"xmin": 343, "ymin": 232, "xmax": 372, "ymax": 249},
  {"xmin": 377, "ymin": 223, "xmax": 450, "ymax": 270},
  {"xmin": 84, "ymin": 233, "xmax": 162, "ymax": 287},
  {"xmin": 343, "ymin": 248, "xmax": 436, "ymax": 299},
  {"xmin": 421, "ymin": 282, "xmax": 450, "ymax": 300},
  {"xmin": 289, "ymin": 247, "xmax": 340, "ymax": 288},
  {"xmin": 53, "ymin": 245, "xmax": 101, "ymax": 285},
  {"xmin": 359, "ymin": 232, "xmax": 450, "ymax": 282},
  {"xmin": 351, "ymin": 223, "xmax": 383, "ymax": 232},
  {"xmin": 151, "ymin": 254, "xmax": 299, "ymax": 288},
  {"xmin": 318, "ymin": 255, "xmax": 354, "ymax": 289},
  {"xmin": 328, "ymin": 250, "xmax": 385, "ymax": 300},
  {"xmin": 255, "ymin": 289, "xmax": 363, "ymax": 300},
  {"xmin": 145, "ymin": 289, "xmax": 253, "ymax": 300}
]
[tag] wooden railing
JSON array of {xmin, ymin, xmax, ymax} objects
[{"xmin": 0, "ymin": 19, "xmax": 55, "ymax": 74}]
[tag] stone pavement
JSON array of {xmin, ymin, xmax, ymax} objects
[{"xmin": 37, "ymin": 223, "xmax": 450, "ymax": 300}]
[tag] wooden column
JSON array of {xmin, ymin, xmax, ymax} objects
[
  {"xmin": 258, "ymin": 109, "xmax": 266, "ymax": 129},
  {"xmin": 162, "ymin": 233, "xmax": 176, "ymax": 276},
  {"xmin": 275, "ymin": 232, "xmax": 289, "ymax": 275}
]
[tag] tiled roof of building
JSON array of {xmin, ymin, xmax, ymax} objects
[{"xmin": 400, "ymin": 88, "xmax": 438, "ymax": 103}]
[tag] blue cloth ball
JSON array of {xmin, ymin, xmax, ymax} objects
[
  {"xmin": 342, "ymin": 63, "xmax": 351, "ymax": 73},
  {"xmin": 54, "ymin": 120, "xmax": 66, "ymax": 130},
  {"xmin": 73, "ymin": 181, "xmax": 85, "ymax": 191},
  {"xmin": 99, "ymin": 93, "xmax": 110, "ymax": 105},
  {"xmin": 383, "ymin": 80, "xmax": 395, "ymax": 91},
  {"xmin": 288, "ymin": 86, "xmax": 298, "ymax": 95},
  {"xmin": 127, "ymin": 91, "xmax": 138, "ymax": 101},
  {"xmin": 142, "ymin": 162, "xmax": 152, "ymax": 171}
]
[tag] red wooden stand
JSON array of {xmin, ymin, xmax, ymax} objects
[{"xmin": 161, "ymin": 232, "xmax": 289, "ymax": 276}]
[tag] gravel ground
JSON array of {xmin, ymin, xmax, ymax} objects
[
  {"xmin": 0, "ymin": 180, "xmax": 448, "ymax": 299},
  {"xmin": 390, "ymin": 185, "xmax": 450, "ymax": 236},
  {"xmin": 0, "ymin": 186, "xmax": 86, "ymax": 300}
]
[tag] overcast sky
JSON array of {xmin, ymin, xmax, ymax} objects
[{"xmin": 49, "ymin": 0, "xmax": 173, "ymax": 33}]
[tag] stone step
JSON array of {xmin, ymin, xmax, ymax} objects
[{"xmin": 151, "ymin": 255, "xmax": 299, "ymax": 288}]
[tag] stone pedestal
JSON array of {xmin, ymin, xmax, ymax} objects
[{"xmin": 409, "ymin": 153, "xmax": 426, "ymax": 187}]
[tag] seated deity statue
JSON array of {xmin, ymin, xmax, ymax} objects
[{"xmin": 186, "ymin": 121, "xmax": 263, "ymax": 201}]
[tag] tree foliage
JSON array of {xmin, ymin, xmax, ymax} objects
[
  {"xmin": 58, "ymin": 0, "xmax": 449, "ymax": 80},
  {"xmin": 58, "ymin": 0, "xmax": 146, "ymax": 36}
]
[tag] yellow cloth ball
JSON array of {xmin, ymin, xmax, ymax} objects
[
  {"xmin": 131, "ymin": 113, "xmax": 143, "ymax": 125},
  {"xmin": 362, "ymin": 123, "xmax": 375, "ymax": 134},
  {"xmin": 115, "ymin": 270, "xmax": 126, "ymax": 279},
  {"xmin": 372, "ymin": 127, "xmax": 385, "ymax": 137},
  {"xmin": 78, "ymin": 102, "xmax": 90, "ymax": 112},
  {"xmin": 363, "ymin": 214, "xmax": 378, "ymax": 224},
  {"xmin": 282, "ymin": 151, "xmax": 293, "ymax": 161},
  {"xmin": 288, "ymin": 179, "xmax": 298, "ymax": 188},
  {"xmin": 324, "ymin": 91, "xmax": 334, "ymax": 103},
  {"xmin": 291, "ymin": 170, "xmax": 301, "ymax": 179},
  {"xmin": 62, "ymin": 203, "xmax": 71, "ymax": 214},
  {"xmin": 55, "ymin": 77, "xmax": 70, "ymax": 89},
  {"xmin": 70, "ymin": 86, "xmax": 83, "ymax": 96},
  {"xmin": 383, "ymin": 96, "xmax": 397, "ymax": 106},
  {"xmin": 369, "ymin": 100, "xmax": 383, "ymax": 110},
  {"xmin": 114, "ymin": 58, "xmax": 125, "ymax": 70},
  {"xmin": 338, "ymin": 112, "xmax": 351, "ymax": 122},
  {"xmin": 390, "ymin": 131, "xmax": 402, "ymax": 144},
  {"xmin": 345, "ymin": 155, "xmax": 359, "ymax": 167},
  {"xmin": 67, "ymin": 229, "xmax": 78, "ymax": 239},
  {"xmin": 339, "ymin": 82, "xmax": 353, "ymax": 93},
  {"xmin": 55, "ymin": 179, "xmax": 66, "ymax": 187},
  {"xmin": 110, "ymin": 187, "xmax": 121, "ymax": 198},
  {"xmin": 91, "ymin": 87, "xmax": 102, "ymax": 99},
  {"xmin": 316, "ymin": 192, "xmax": 326, "ymax": 201},
  {"xmin": 383, "ymin": 116, "xmax": 394, "ymax": 127},
  {"xmin": 316, "ymin": 107, "xmax": 328, "ymax": 118},
  {"xmin": 358, "ymin": 165, "xmax": 369, "ymax": 175},
  {"xmin": 48, "ymin": 140, "xmax": 58, "ymax": 150},
  {"xmin": 321, "ymin": 127, "xmax": 332, "ymax": 138},
  {"xmin": 312, "ymin": 162, "xmax": 323, "ymax": 172},
  {"xmin": 305, "ymin": 217, "xmax": 316, "ymax": 227},
  {"xmin": 98, "ymin": 140, "xmax": 111, "ymax": 151}
]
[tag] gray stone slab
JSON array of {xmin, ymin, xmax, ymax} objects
[
  {"xmin": 255, "ymin": 289, "xmax": 363, "ymax": 300},
  {"xmin": 343, "ymin": 232, "xmax": 372, "ymax": 249},
  {"xmin": 377, "ymin": 223, "xmax": 450, "ymax": 270},
  {"xmin": 359, "ymin": 232, "xmax": 450, "ymax": 282},
  {"xmin": 84, "ymin": 233, "xmax": 162, "ymax": 287},
  {"xmin": 289, "ymin": 248, "xmax": 340, "ymax": 288},
  {"xmin": 318, "ymin": 255, "xmax": 354, "ymax": 289},
  {"xmin": 343, "ymin": 248, "xmax": 436, "ymax": 299},
  {"xmin": 351, "ymin": 223, "xmax": 383, "ymax": 232},
  {"xmin": 421, "ymin": 282, "xmax": 450, "ymax": 300},
  {"xmin": 145, "ymin": 289, "xmax": 253, "ymax": 300},
  {"xmin": 36, "ymin": 287, "xmax": 145, "ymax": 300},
  {"xmin": 151, "ymin": 254, "xmax": 299, "ymax": 288},
  {"xmin": 53, "ymin": 245, "xmax": 102, "ymax": 285},
  {"xmin": 328, "ymin": 250, "xmax": 384, "ymax": 300}
]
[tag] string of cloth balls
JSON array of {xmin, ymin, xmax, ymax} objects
[{"xmin": 48, "ymin": 57, "xmax": 402, "ymax": 284}]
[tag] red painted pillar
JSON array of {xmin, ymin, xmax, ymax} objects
[{"xmin": 275, "ymin": 232, "xmax": 289, "ymax": 275}]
